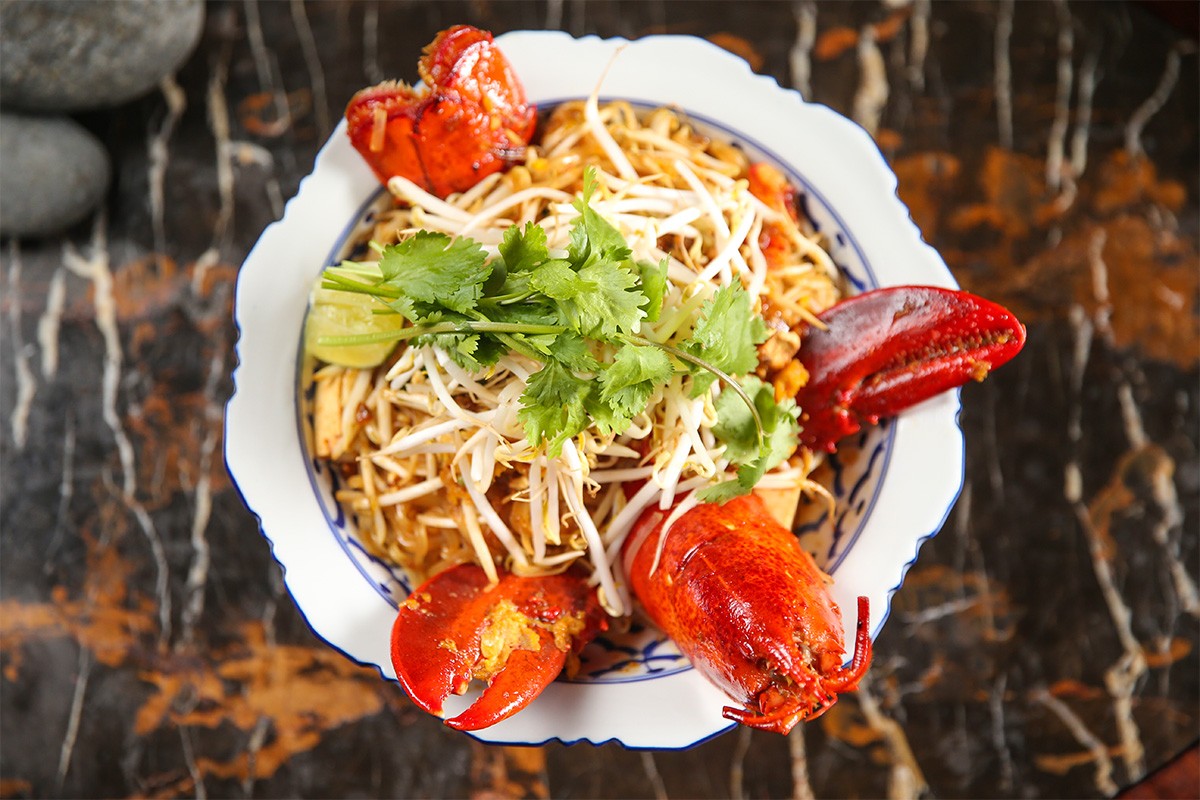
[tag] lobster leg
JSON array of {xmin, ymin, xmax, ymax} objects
[
  {"xmin": 390, "ymin": 564, "xmax": 606, "ymax": 731},
  {"xmin": 794, "ymin": 285, "xmax": 1026, "ymax": 452},
  {"xmin": 812, "ymin": 595, "xmax": 872, "ymax": 694}
]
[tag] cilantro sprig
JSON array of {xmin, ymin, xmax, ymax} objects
[{"xmin": 314, "ymin": 168, "xmax": 800, "ymax": 500}]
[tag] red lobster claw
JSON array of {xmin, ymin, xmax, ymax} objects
[
  {"xmin": 624, "ymin": 494, "xmax": 872, "ymax": 734},
  {"xmin": 390, "ymin": 564, "xmax": 606, "ymax": 731},
  {"xmin": 345, "ymin": 25, "xmax": 537, "ymax": 197},
  {"xmin": 795, "ymin": 285, "xmax": 1026, "ymax": 452}
]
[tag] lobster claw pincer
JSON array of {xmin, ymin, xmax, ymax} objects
[
  {"xmin": 390, "ymin": 564, "xmax": 607, "ymax": 731},
  {"xmin": 795, "ymin": 285, "xmax": 1026, "ymax": 452},
  {"xmin": 344, "ymin": 24, "xmax": 537, "ymax": 197}
]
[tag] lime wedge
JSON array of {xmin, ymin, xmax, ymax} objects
[{"xmin": 304, "ymin": 286, "xmax": 407, "ymax": 368}]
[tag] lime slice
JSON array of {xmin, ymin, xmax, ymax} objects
[{"xmin": 305, "ymin": 286, "xmax": 407, "ymax": 368}]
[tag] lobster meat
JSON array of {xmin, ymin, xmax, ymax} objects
[
  {"xmin": 345, "ymin": 26, "xmax": 1027, "ymax": 733},
  {"xmin": 344, "ymin": 25, "xmax": 536, "ymax": 196}
]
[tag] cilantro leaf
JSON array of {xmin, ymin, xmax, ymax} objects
[
  {"xmin": 499, "ymin": 222, "xmax": 549, "ymax": 273},
  {"xmin": 549, "ymin": 333, "xmax": 601, "ymax": 373},
  {"xmin": 573, "ymin": 259, "xmax": 645, "ymax": 339},
  {"xmin": 387, "ymin": 293, "xmax": 440, "ymax": 324},
  {"xmin": 568, "ymin": 169, "xmax": 630, "ymax": 265},
  {"xmin": 479, "ymin": 302, "xmax": 564, "ymax": 361},
  {"xmin": 419, "ymin": 332, "xmax": 508, "ymax": 372},
  {"xmin": 378, "ymin": 230, "xmax": 490, "ymax": 314},
  {"xmin": 518, "ymin": 361, "xmax": 592, "ymax": 455},
  {"xmin": 531, "ymin": 257, "xmax": 644, "ymax": 340},
  {"xmin": 709, "ymin": 379, "xmax": 765, "ymax": 463},
  {"xmin": 700, "ymin": 376, "xmax": 801, "ymax": 503},
  {"xmin": 530, "ymin": 259, "xmax": 582, "ymax": 300},
  {"xmin": 696, "ymin": 471, "xmax": 753, "ymax": 504},
  {"xmin": 682, "ymin": 283, "xmax": 768, "ymax": 396},
  {"xmin": 599, "ymin": 344, "xmax": 674, "ymax": 418},
  {"xmin": 492, "ymin": 268, "xmax": 534, "ymax": 302},
  {"xmin": 584, "ymin": 386, "xmax": 631, "ymax": 438},
  {"xmin": 316, "ymin": 171, "xmax": 785, "ymax": 473}
]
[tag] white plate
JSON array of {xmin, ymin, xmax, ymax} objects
[{"xmin": 225, "ymin": 31, "xmax": 964, "ymax": 749}]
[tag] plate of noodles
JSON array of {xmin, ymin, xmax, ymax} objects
[{"xmin": 226, "ymin": 30, "xmax": 964, "ymax": 748}]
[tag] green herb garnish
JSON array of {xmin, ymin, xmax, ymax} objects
[{"xmin": 314, "ymin": 167, "xmax": 799, "ymax": 499}]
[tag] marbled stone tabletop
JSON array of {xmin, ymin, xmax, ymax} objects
[{"xmin": 2, "ymin": 2, "xmax": 1196, "ymax": 798}]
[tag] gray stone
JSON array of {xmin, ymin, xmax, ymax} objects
[
  {"xmin": 1, "ymin": 0, "xmax": 204, "ymax": 112},
  {"xmin": 0, "ymin": 112, "xmax": 111, "ymax": 238}
]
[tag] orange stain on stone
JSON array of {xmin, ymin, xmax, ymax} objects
[
  {"xmin": 1142, "ymin": 638, "xmax": 1192, "ymax": 669},
  {"xmin": 102, "ymin": 253, "xmax": 237, "ymax": 326},
  {"xmin": 814, "ymin": 28, "xmax": 860, "ymax": 61},
  {"xmin": 106, "ymin": 254, "xmax": 187, "ymax": 321},
  {"xmin": 705, "ymin": 33, "xmax": 764, "ymax": 73},
  {"xmin": 4, "ymin": 579, "xmax": 396, "ymax": 789},
  {"xmin": 2, "ymin": 513, "xmax": 400, "ymax": 790},
  {"xmin": 127, "ymin": 389, "xmax": 231, "ymax": 506},
  {"xmin": 470, "ymin": 744, "xmax": 550, "ymax": 800},
  {"xmin": 1048, "ymin": 679, "xmax": 1108, "ymax": 701},
  {"xmin": 0, "ymin": 779, "xmax": 32, "ymax": 798},
  {"xmin": 1036, "ymin": 746, "xmax": 1126, "ymax": 777},
  {"xmin": 1, "ymin": 527, "xmax": 157, "ymax": 675},
  {"xmin": 1088, "ymin": 445, "xmax": 1185, "ymax": 562},
  {"xmin": 888, "ymin": 564, "xmax": 1019, "ymax": 644},
  {"xmin": 872, "ymin": 128, "xmax": 904, "ymax": 158},
  {"xmin": 948, "ymin": 147, "xmax": 1054, "ymax": 244},
  {"xmin": 820, "ymin": 701, "xmax": 885, "ymax": 748},
  {"xmin": 3, "ymin": 592, "xmax": 396, "ymax": 788},
  {"xmin": 1092, "ymin": 151, "xmax": 1188, "ymax": 217},
  {"xmin": 894, "ymin": 145, "xmax": 1198, "ymax": 367},
  {"xmin": 0, "ymin": 593, "xmax": 157, "ymax": 674},
  {"xmin": 1086, "ymin": 217, "xmax": 1199, "ymax": 364},
  {"xmin": 107, "ymin": 254, "xmax": 239, "ymax": 505},
  {"xmin": 0, "ymin": 248, "xmax": 400, "ymax": 791},
  {"xmin": 507, "ymin": 746, "xmax": 548, "ymax": 775},
  {"xmin": 893, "ymin": 151, "xmax": 962, "ymax": 242},
  {"xmin": 870, "ymin": 10, "xmax": 910, "ymax": 46},
  {"xmin": 982, "ymin": 215, "xmax": 1199, "ymax": 363},
  {"xmin": 238, "ymin": 89, "xmax": 313, "ymax": 138},
  {"xmin": 134, "ymin": 619, "xmax": 390, "ymax": 783},
  {"xmin": 814, "ymin": 8, "xmax": 910, "ymax": 60}
]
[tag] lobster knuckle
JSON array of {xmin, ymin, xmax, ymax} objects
[{"xmin": 795, "ymin": 285, "xmax": 1026, "ymax": 451}]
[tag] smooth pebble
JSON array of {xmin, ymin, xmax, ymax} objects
[
  {"xmin": 1, "ymin": 0, "xmax": 204, "ymax": 112},
  {"xmin": 0, "ymin": 113, "xmax": 111, "ymax": 238}
]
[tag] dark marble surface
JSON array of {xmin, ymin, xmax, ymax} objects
[{"xmin": 2, "ymin": 1, "xmax": 1197, "ymax": 798}]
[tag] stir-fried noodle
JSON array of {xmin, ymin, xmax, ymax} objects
[{"xmin": 310, "ymin": 100, "xmax": 842, "ymax": 616}]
